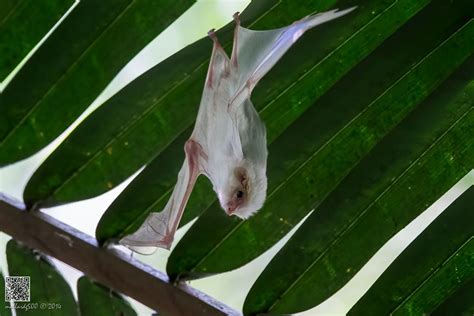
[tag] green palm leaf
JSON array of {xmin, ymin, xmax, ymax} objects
[
  {"xmin": 0, "ymin": 0, "xmax": 194, "ymax": 166},
  {"xmin": 244, "ymin": 59, "xmax": 474, "ymax": 315},
  {"xmin": 168, "ymin": 2, "xmax": 474, "ymax": 283},
  {"xmin": 0, "ymin": 0, "xmax": 472, "ymax": 314},
  {"xmin": 349, "ymin": 186, "xmax": 473, "ymax": 315},
  {"xmin": 0, "ymin": 0, "xmax": 73, "ymax": 80},
  {"xmin": 6, "ymin": 240, "xmax": 78, "ymax": 316},
  {"xmin": 432, "ymin": 278, "xmax": 474, "ymax": 316},
  {"xmin": 77, "ymin": 276, "xmax": 137, "ymax": 316}
]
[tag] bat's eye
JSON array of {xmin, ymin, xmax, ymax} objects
[{"xmin": 236, "ymin": 190, "xmax": 244, "ymax": 199}]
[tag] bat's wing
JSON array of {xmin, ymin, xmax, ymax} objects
[
  {"xmin": 229, "ymin": 8, "xmax": 355, "ymax": 107},
  {"xmin": 235, "ymin": 98, "xmax": 267, "ymax": 166},
  {"xmin": 120, "ymin": 31, "xmax": 234, "ymax": 253},
  {"xmin": 120, "ymin": 140, "xmax": 207, "ymax": 252}
]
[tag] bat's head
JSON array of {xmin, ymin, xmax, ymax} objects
[{"xmin": 218, "ymin": 165, "xmax": 267, "ymax": 219}]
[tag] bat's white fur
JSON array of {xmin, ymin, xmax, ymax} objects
[
  {"xmin": 121, "ymin": 8, "xmax": 355, "ymax": 251},
  {"xmin": 216, "ymin": 160, "xmax": 268, "ymax": 219},
  {"xmin": 231, "ymin": 163, "xmax": 268, "ymax": 219}
]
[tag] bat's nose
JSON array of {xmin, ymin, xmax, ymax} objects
[{"xmin": 226, "ymin": 204, "xmax": 237, "ymax": 216}]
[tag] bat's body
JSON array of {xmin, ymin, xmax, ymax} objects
[{"xmin": 121, "ymin": 8, "xmax": 354, "ymax": 251}]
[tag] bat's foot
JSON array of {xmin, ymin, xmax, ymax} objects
[
  {"xmin": 230, "ymin": 12, "xmax": 241, "ymax": 67},
  {"xmin": 233, "ymin": 12, "xmax": 240, "ymax": 26},
  {"xmin": 208, "ymin": 28, "xmax": 219, "ymax": 43}
]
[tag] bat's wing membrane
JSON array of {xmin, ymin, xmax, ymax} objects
[
  {"xmin": 235, "ymin": 98, "xmax": 267, "ymax": 166},
  {"xmin": 230, "ymin": 8, "xmax": 355, "ymax": 107},
  {"xmin": 120, "ymin": 141, "xmax": 206, "ymax": 252},
  {"xmin": 120, "ymin": 33, "xmax": 231, "ymax": 253}
]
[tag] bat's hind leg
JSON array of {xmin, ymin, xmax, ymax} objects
[
  {"xmin": 230, "ymin": 12, "xmax": 241, "ymax": 67},
  {"xmin": 185, "ymin": 139, "xmax": 207, "ymax": 174},
  {"xmin": 206, "ymin": 29, "xmax": 229, "ymax": 87},
  {"xmin": 207, "ymin": 28, "xmax": 219, "ymax": 43}
]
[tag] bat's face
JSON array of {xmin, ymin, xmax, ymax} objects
[{"xmin": 218, "ymin": 166, "xmax": 267, "ymax": 219}]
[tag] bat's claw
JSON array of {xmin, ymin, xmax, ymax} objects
[
  {"xmin": 233, "ymin": 12, "xmax": 241, "ymax": 25},
  {"xmin": 208, "ymin": 28, "xmax": 218, "ymax": 43}
]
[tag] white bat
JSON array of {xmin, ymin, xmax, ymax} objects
[{"xmin": 121, "ymin": 8, "xmax": 355, "ymax": 251}]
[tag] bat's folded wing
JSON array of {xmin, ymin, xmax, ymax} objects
[
  {"xmin": 119, "ymin": 208, "xmax": 172, "ymax": 253},
  {"xmin": 120, "ymin": 153, "xmax": 200, "ymax": 253}
]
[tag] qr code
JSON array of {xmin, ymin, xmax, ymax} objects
[{"xmin": 5, "ymin": 276, "xmax": 30, "ymax": 302}]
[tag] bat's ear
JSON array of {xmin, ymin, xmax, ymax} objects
[{"xmin": 235, "ymin": 167, "xmax": 249, "ymax": 188}]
